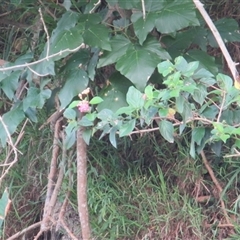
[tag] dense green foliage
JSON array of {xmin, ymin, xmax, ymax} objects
[{"xmin": 1, "ymin": 0, "xmax": 240, "ymax": 238}]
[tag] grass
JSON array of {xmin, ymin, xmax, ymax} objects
[{"xmin": 1, "ymin": 119, "xmax": 240, "ymax": 239}]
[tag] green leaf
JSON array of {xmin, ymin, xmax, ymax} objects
[
  {"xmin": 83, "ymin": 24, "xmax": 111, "ymax": 51},
  {"xmin": 64, "ymin": 120, "xmax": 77, "ymax": 149},
  {"xmin": 116, "ymin": 106, "xmax": 134, "ymax": 115},
  {"xmin": 190, "ymin": 135, "xmax": 196, "ymax": 159},
  {"xmin": 88, "ymin": 48, "xmax": 100, "ymax": 80},
  {"xmin": 119, "ymin": 119, "xmax": 136, "ymax": 137},
  {"xmin": 64, "ymin": 108, "xmax": 76, "ymax": 120},
  {"xmin": 144, "ymin": 85, "xmax": 154, "ymax": 99},
  {"xmin": 58, "ymin": 69, "xmax": 89, "ymax": 109},
  {"xmin": 62, "ymin": 0, "xmax": 71, "ymax": 10},
  {"xmin": 155, "ymin": 1, "xmax": 199, "ymax": 34},
  {"xmin": 187, "ymin": 50, "xmax": 218, "ymax": 75},
  {"xmin": 33, "ymin": 59, "xmax": 55, "ymax": 76},
  {"xmin": 83, "ymin": 128, "xmax": 92, "ymax": 145},
  {"xmin": 201, "ymin": 105, "xmax": 219, "ymax": 120},
  {"xmin": 97, "ymin": 72, "xmax": 132, "ymax": 112},
  {"xmin": 143, "ymin": 36, "xmax": 171, "ymax": 60},
  {"xmin": 0, "ymin": 105, "xmax": 25, "ymax": 147},
  {"xmin": 216, "ymin": 73, "xmax": 233, "ymax": 92},
  {"xmin": 192, "ymin": 84, "xmax": 207, "ymax": 105},
  {"xmin": 97, "ymin": 109, "xmax": 114, "ymax": 121},
  {"xmin": 98, "ymin": 35, "xmax": 132, "ymax": 68},
  {"xmin": 109, "ymin": 126, "xmax": 118, "ymax": 148},
  {"xmin": 23, "ymin": 88, "xmax": 51, "ymax": 111},
  {"xmin": 208, "ymin": 18, "xmax": 240, "ymax": 47},
  {"xmin": 192, "ymin": 127, "xmax": 205, "ymax": 145},
  {"xmin": 181, "ymin": 101, "xmax": 193, "ymax": 122},
  {"xmin": 79, "ymin": 116, "xmax": 94, "ymax": 127},
  {"xmin": 116, "ymin": 48, "xmax": 160, "ymax": 90},
  {"xmin": 49, "ymin": 26, "xmax": 84, "ymax": 61},
  {"xmin": 89, "ymin": 97, "xmax": 103, "ymax": 105},
  {"xmin": 0, "ymin": 189, "xmax": 11, "ymax": 229},
  {"xmin": 159, "ymin": 120, "xmax": 174, "ymax": 143},
  {"xmin": 126, "ymin": 86, "xmax": 144, "ymax": 108},
  {"xmin": 157, "ymin": 60, "xmax": 174, "ymax": 77},
  {"xmin": 1, "ymin": 71, "xmax": 20, "ymax": 100},
  {"xmin": 132, "ymin": 12, "xmax": 156, "ymax": 45},
  {"xmin": 52, "ymin": 11, "xmax": 80, "ymax": 38},
  {"xmin": 68, "ymin": 100, "xmax": 81, "ymax": 109}
]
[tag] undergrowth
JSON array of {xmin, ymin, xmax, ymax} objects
[{"xmin": 1, "ymin": 113, "xmax": 240, "ymax": 239}]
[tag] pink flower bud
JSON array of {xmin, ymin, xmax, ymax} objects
[{"xmin": 77, "ymin": 100, "xmax": 91, "ymax": 113}]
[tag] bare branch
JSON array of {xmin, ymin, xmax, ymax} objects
[
  {"xmin": 193, "ymin": 0, "xmax": 239, "ymax": 81},
  {"xmin": 0, "ymin": 44, "xmax": 85, "ymax": 72}
]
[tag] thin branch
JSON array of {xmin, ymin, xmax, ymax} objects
[
  {"xmin": 89, "ymin": 0, "xmax": 101, "ymax": 14},
  {"xmin": 6, "ymin": 222, "xmax": 41, "ymax": 240},
  {"xmin": 39, "ymin": 8, "xmax": 50, "ymax": 59},
  {"xmin": 216, "ymin": 90, "xmax": 226, "ymax": 122},
  {"xmin": 200, "ymin": 150, "xmax": 231, "ymax": 225},
  {"xmin": 0, "ymin": 44, "xmax": 85, "ymax": 72},
  {"xmin": 193, "ymin": 0, "xmax": 239, "ymax": 81},
  {"xmin": 141, "ymin": 0, "xmax": 146, "ymax": 20}
]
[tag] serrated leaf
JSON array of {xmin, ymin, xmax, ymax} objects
[
  {"xmin": 89, "ymin": 97, "xmax": 103, "ymax": 105},
  {"xmin": 126, "ymin": 86, "xmax": 144, "ymax": 108},
  {"xmin": 64, "ymin": 108, "xmax": 76, "ymax": 120},
  {"xmin": 98, "ymin": 35, "xmax": 132, "ymax": 68},
  {"xmin": 119, "ymin": 119, "xmax": 136, "ymax": 137},
  {"xmin": 159, "ymin": 120, "xmax": 174, "ymax": 143},
  {"xmin": 83, "ymin": 24, "xmax": 111, "ymax": 51},
  {"xmin": 58, "ymin": 69, "xmax": 89, "ymax": 109},
  {"xmin": 116, "ymin": 48, "xmax": 160, "ymax": 90},
  {"xmin": 155, "ymin": 1, "xmax": 199, "ymax": 34},
  {"xmin": 132, "ymin": 12, "xmax": 156, "ymax": 45}
]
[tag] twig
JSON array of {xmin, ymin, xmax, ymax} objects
[
  {"xmin": 141, "ymin": 0, "xmax": 146, "ymax": 20},
  {"xmin": 0, "ymin": 44, "xmax": 84, "ymax": 72},
  {"xmin": 200, "ymin": 150, "xmax": 232, "ymax": 226},
  {"xmin": 35, "ymin": 118, "xmax": 62, "ymax": 239},
  {"xmin": 0, "ymin": 118, "xmax": 27, "ymax": 186},
  {"xmin": 193, "ymin": 0, "xmax": 239, "ymax": 81},
  {"xmin": 6, "ymin": 222, "xmax": 41, "ymax": 240},
  {"xmin": 216, "ymin": 90, "xmax": 226, "ymax": 122},
  {"xmin": 39, "ymin": 8, "xmax": 50, "ymax": 59},
  {"xmin": 89, "ymin": 0, "xmax": 101, "ymax": 14}
]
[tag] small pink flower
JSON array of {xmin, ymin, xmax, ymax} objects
[{"xmin": 77, "ymin": 100, "xmax": 91, "ymax": 113}]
